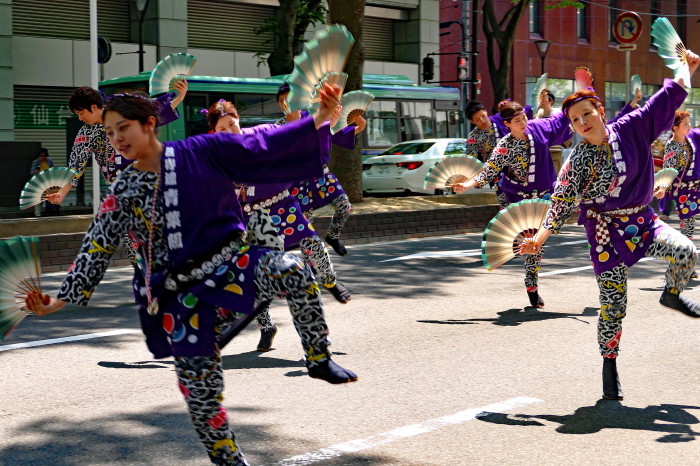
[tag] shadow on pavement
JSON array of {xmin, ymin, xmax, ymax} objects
[
  {"xmin": 476, "ymin": 399, "xmax": 700, "ymax": 442},
  {"xmin": 0, "ymin": 405, "xmax": 395, "ymax": 465},
  {"xmin": 417, "ymin": 306, "xmax": 599, "ymax": 327}
]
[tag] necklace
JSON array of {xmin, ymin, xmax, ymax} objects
[{"xmin": 145, "ymin": 172, "xmax": 161, "ymax": 316}]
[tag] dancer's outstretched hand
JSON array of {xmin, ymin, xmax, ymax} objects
[
  {"xmin": 519, "ymin": 240, "xmax": 542, "ymax": 255},
  {"xmin": 313, "ymin": 83, "xmax": 342, "ymax": 129},
  {"xmin": 687, "ymin": 50, "xmax": 699, "ymax": 77},
  {"xmin": 25, "ymin": 292, "xmax": 66, "ymax": 316},
  {"xmin": 653, "ymin": 187, "xmax": 667, "ymax": 199}
]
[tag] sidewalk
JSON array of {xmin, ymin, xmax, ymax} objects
[{"xmin": 1, "ymin": 190, "xmax": 500, "ymax": 272}]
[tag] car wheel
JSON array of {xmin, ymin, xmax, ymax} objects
[{"xmin": 434, "ymin": 189, "xmax": 444, "ymax": 195}]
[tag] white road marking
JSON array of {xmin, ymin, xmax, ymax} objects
[
  {"xmin": 381, "ymin": 249, "xmax": 482, "ymax": 262},
  {"xmin": 275, "ymin": 396, "xmax": 543, "ymax": 465},
  {"xmin": 0, "ymin": 329, "xmax": 140, "ymax": 352},
  {"xmin": 540, "ymin": 257, "xmax": 655, "ymax": 277}
]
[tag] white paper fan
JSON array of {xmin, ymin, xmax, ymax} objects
[
  {"xmin": 630, "ymin": 74, "xmax": 642, "ymax": 99},
  {"xmin": 331, "ymin": 90, "xmax": 374, "ymax": 134},
  {"xmin": 286, "ymin": 25, "xmax": 355, "ymax": 112},
  {"xmin": 651, "ymin": 17, "xmax": 690, "ymax": 87},
  {"xmin": 0, "ymin": 236, "xmax": 43, "ymax": 340},
  {"xmin": 531, "ymin": 73, "xmax": 548, "ymax": 113},
  {"xmin": 654, "ymin": 167, "xmax": 679, "ymax": 191},
  {"xmin": 481, "ymin": 199, "xmax": 551, "ymax": 271},
  {"xmin": 148, "ymin": 53, "xmax": 197, "ymax": 96},
  {"xmin": 19, "ymin": 167, "xmax": 78, "ymax": 210},
  {"xmin": 424, "ymin": 155, "xmax": 485, "ymax": 190}
]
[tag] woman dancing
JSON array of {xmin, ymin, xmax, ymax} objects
[
  {"xmin": 456, "ymin": 101, "xmax": 572, "ymax": 307},
  {"xmin": 206, "ymin": 99, "xmax": 353, "ymax": 352},
  {"xmin": 522, "ymin": 51, "xmax": 700, "ymax": 401},
  {"xmin": 660, "ymin": 110, "xmax": 700, "ymax": 241},
  {"xmin": 27, "ymin": 84, "xmax": 357, "ymax": 466},
  {"xmin": 276, "ymin": 83, "xmax": 366, "ymax": 257}
]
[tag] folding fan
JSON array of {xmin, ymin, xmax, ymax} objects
[
  {"xmin": 574, "ymin": 66, "xmax": 593, "ymax": 91},
  {"xmin": 424, "ymin": 155, "xmax": 485, "ymax": 190},
  {"xmin": 0, "ymin": 236, "xmax": 43, "ymax": 340},
  {"xmin": 630, "ymin": 74, "xmax": 642, "ymax": 99},
  {"xmin": 19, "ymin": 167, "xmax": 78, "ymax": 210},
  {"xmin": 481, "ymin": 199, "xmax": 551, "ymax": 271},
  {"xmin": 654, "ymin": 167, "xmax": 679, "ymax": 191},
  {"xmin": 148, "ymin": 52, "xmax": 197, "ymax": 96},
  {"xmin": 286, "ymin": 25, "xmax": 355, "ymax": 112},
  {"xmin": 530, "ymin": 73, "xmax": 548, "ymax": 113},
  {"xmin": 331, "ymin": 90, "xmax": 374, "ymax": 134},
  {"xmin": 651, "ymin": 17, "xmax": 690, "ymax": 87},
  {"xmin": 309, "ymin": 72, "xmax": 349, "ymax": 104}
]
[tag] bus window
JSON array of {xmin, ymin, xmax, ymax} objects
[
  {"xmin": 366, "ymin": 100, "xmax": 399, "ymax": 147},
  {"xmin": 436, "ymin": 111, "xmax": 460, "ymax": 138},
  {"xmin": 401, "ymin": 101, "xmax": 433, "ymax": 140},
  {"xmin": 185, "ymin": 94, "xmax": 209, "ymax": 136}
]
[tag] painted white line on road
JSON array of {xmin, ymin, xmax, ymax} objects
[
  {"xmin": 0, "ymin": 329, "xmax": 140, "ymax": 352},
  {"xmin": 540, "ymin": 256, "xmax": 655, "ymax": 277},
  {"xmin": 275, "ymin": 396, "xmax": 543, "ymax": 465},
  {"xmin": 381, "ymin": 249, "xmax": 482, "ymax": 262}
]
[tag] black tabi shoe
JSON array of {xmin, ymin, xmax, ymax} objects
[
  {"xmin": 256, "ymin": 324, "xmax": 278, "ymax": 352},
  {"xmin": 308, "ymin": 358, "xmax": 358, "ymax": 384},
  {"xmin": 324, "ymin": 281, "xmax": 352, "ymax": 303},
  {"xmin": 691, "ymin": 270, "xmax": 698, "ymax": 279},
  {"xmin": 527, "ymin": 290, "xmax": 545, "ymax": 308},
  {"xmin": 602, "ymin": 358, "xmax": 624, "ymax": 400},
  {"xmin": 325, "ymin": 234, "xmax": 348, "ymax": 256},
  {"xmin": 659, "ymin": 290, "xmax": 700, "ymax": 317}
]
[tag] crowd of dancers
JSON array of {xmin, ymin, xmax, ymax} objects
[{"xmin": 21, "ymin": 38, "xmax": 700, "ymax": 466}]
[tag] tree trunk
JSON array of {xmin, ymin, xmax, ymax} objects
[
  {"xmin": 267, "ymin": 0, "xmax": 300, "ymax": 76},
  {"xmin": 328, "ymin": 0, "xmax": 366, "ymax": 204}
]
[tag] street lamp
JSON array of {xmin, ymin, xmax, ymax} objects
[{"xmin": 534, "ymin": 39, "xmax": 551, "ymax": 75}]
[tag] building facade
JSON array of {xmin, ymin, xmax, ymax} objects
[
  {"xmin": 0, "ymin": 0, "xmax": 441, "ymax": 190},
  {"xmin": 439, "ymin": 0, "xmax": 700, "ymax": 123}
]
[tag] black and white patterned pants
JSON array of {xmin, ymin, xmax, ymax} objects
[
  {"xmin": 680, "ymin": 215, "xmax": 696, "ymax": 239},
  {"xmin": 524, "ymin": 250, "xmax": 543, "ymax": 291},
  {"xmin": 595, "ymin": 224, "xmax": 696, "ymax": 358},
  {"xmin": 304, "ymin": 194, "xmax": 352, "ymax": 240},
  {"xmin": 175, "ymin": 250, "xmax": 331, "ymax": 464}
]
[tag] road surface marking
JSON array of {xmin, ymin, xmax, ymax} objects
[
  {"xmin": 540, "ymin": 257, "xmax": 654, "ymax": 276},
  {"xmin": 276, "ymin": 396, "xmax": 543, "ymax": 465},
  {"xmin": 0, "ymin": 329, "xmax": 140, "ymax": 352}
]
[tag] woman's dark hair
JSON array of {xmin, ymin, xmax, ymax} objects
[
  {"xmin": 466, "ymin": 101, "xmax": 486, "ymax": 120},
  {"xmin": 561, "ymin": 88, "xmax": 602, "ymax": 117},
  {"xmin": 68, "ymin": 87, "xmax": 103, "ymax": 112},
  {"xmin": 207, "ymin": 100, "xmax": 239, "ymax": 131},
  {"xmin": 674, "ymin": 110, "xmax": 690, "ymax": 128},
  {"xmin": 542, "ymin": 89, "xmax": 555, "ymax": 104},
  {"xmin": 276, "ymin": 82, "xmax": 290, "ymax": 101},
  {"xmin": 102, "ymin": 93, "xmax": 161, "ymax": 126},
  {"xmin": 499, "ymin": 100, "xmax": 524, "ymax": 122}
]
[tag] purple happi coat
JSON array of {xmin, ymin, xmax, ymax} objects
[
  {"xmin": 667, "ymin": 128, "xmax": 700, "ymax": 219},
  {"xmin": 575, "ymin": 79, "xmax": 688, "ymax": 274}
]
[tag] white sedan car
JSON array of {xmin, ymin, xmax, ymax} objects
[{"xmin": 362, "ymin": 138, "xmax": 466, "ymax": 195}]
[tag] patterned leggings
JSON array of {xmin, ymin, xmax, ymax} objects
[
  {"xmin": 524, "ymin": 250, "xmax": 543, "ymax": 291},
  {"xmin": 304, "ymin": 194, "xmax": 352, "ymax": 240},
  {"xmin": 175, "ymin": 251, "xmax": 331, "ymax": 464},
  {"xmin": 595, "ymin": 224, "xmax": 696, "ymax": 358},
  {"xmin": 680, "ymin": 215, "xmax": 696, "ymax": 239}
]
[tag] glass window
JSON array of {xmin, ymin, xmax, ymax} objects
[
  {"xmin": 436, "ymin": 111, "xmax": 460, "ymax": 138},
  {"xmin": 608, "ymin": 0, "xmax": 618, "ymax": 42},
  {"xmin": 400, "ymin": 101, "xmax": 432, "ymax": 119},
  {"xmin": 381, "ymin": 141, "xmax": 435, "ymax": 156},
  {"xmin": 529, "ymin": 1, "xmax": 542, "ymax": 35},
  {"xmin": 366, "ymin": 100, "xmax": 397, "ymax": 118},
  {"xmin": 367, "ymin": 117, "xmax": 399, "ymax": 147},
  {"xmin": 184, "ymin": 95, "xmax": 209, "ymax": 137},
  {"xmin": 577, "ymin": 7, "xmax": 588, "ymax": 40},
  {"xmin": 445, "ymin": 140, "xmax": 466, "ymax": 156}
]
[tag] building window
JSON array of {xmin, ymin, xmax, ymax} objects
[
  {"xmin": 677, "ymin": 0, "xmax": 687, "ymax": 44},
  {"xmin": 576, "ymin": 7, "xmax": 588, "ymax": 40},
  {"xmin": 608, "ymin": 0, "xmax": 618, "ymax": 42},
  {"xmin": 529, "ymin": 0, "xmax": 542, "ymax": 35}
]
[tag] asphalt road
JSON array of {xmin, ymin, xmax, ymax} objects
[{"xmin": 1, "ymin": 222, "xmax": 699, "ymax": 465}]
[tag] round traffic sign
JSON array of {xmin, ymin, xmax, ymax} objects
[{"xmin": 613, "ymin": 12, "xmax": 643, "ymax": 44}]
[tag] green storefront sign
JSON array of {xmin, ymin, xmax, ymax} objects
[{"xmin": 14, "ymin": 101, "xmax": 75, "ymax": 129}]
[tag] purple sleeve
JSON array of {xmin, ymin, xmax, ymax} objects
[
  {"xmin": 607, "ymin": 102, "xmax": 635, "ymax": 125},
  {"xmin": 611, "ymin": 79, "xmax": 688, "ymax": 145},
  {"xmin": 240, "ymin": 123, "xmax": 279, "ymax": 135},
  {"xmin": 527, "ymin": 111, "xmax": 572, "ymax": 146},
  {"xmin": 524, "ymin": 105, "xmax": 534, "ymax": 120},
  {"xmin": 155, "ymin": 93, "xmax": 180, "ymax": 127},
  {"xmin": 331, "ymin": 126, "xmax": 357, "ymax": 149},
  {"xmin": 191, "ymin": 117, "xmax": 329, "ymax": 185}
]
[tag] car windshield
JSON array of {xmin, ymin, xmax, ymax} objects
[{"xmin": 380, "ymin": 142, "xmax": 435, "ymax": 156}]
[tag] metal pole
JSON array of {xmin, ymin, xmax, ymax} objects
[
  {"xmin": 541, "ymin": 57, "xmax": 545, "ymax": 76},
  {"xmin": 90, "ymin": 0, "xmax": 100, "ymax": 215},
  {"xmin": 462, "ymin": 0, "xmax": 471, "ymax": 137},
  {"xmin": 625, "ymin": 50, "xmax": 631, "ymax": 101}
]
